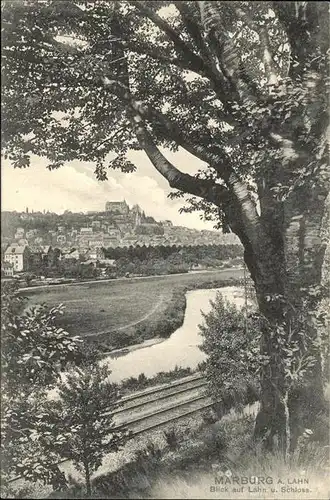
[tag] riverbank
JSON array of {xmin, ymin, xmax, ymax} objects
[
  {"xmin": 83, "ymin": 275, "xmax": 247, "ymax": 356},
  {"xmin": 104, "ymin": 337, "xmax": 165, "ymax": 358},
  {"xmin": 18, "ymin": 266, "xmax": 244, "ymax": 292},
  {"xmin": 101, "ymin": 286, "xmax": 249, "ymax": 383},
  {"xmin": 19, "ymin": 269, "xmax": 245, "ymax": 360}
]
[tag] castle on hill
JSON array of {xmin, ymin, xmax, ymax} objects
[
  {"xmin": 104, "ymin": 200, "xmax": 160, "ymax": 232},
  {"xmin": 1, "ymin": 200, "xmax": 240, "ymax": 256}
]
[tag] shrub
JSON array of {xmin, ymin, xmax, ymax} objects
[
  {"xmin": 199, "ymin": 292, "xmax": 261, "ymax": 411},
  {"xmin": 163, "ymin": 428, "xmax": 179, "ymax": 450},
  {"xmin": 120, "ymin": 367, "xmax": 193, "ymax": 393},
  {"xmin": 201, "ymin": 408, "xmax": 219, "ymax": 425}
]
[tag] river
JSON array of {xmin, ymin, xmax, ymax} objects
[{"xmin": 103, "ymin": 286, "xmax": 247, "ymax": 383}]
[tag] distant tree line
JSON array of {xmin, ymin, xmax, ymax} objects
[
  {"xmin": 103, "ymin": 244, "xmax": 243, "ymax": 262},
  {"xmin": 24, "ymin": 243, "xmax": 243, "ymax": 281},
  {"xmin": 103, "ymin": 244, "xmax": 243, "ymax": 278}
]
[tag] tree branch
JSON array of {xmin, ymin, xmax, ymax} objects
[
  {"xmin": 132, "ymin": 112, "xmax": 230, "ymax": 206},
  {"xmin": 110, "ymin": 81, "xmax": 262, "ymax": 248},
  {"xmin": 174, "ymin": 1, "xmax": 220, "ymax": 74},
  {"xmin": 123, "ymin": 40, "xmax": 196, "ymax": 72},
  {"xmin": 128, "ymin": 99, "xmax": 231, "ymax": 179},
  {"xmin": 129, "ymin": 1, "xmax": 232, "ymax": 112},
  {"xmin": 130, "ymin": 1, "xmax": 205, "ymax": 72},
  {"xmin": 234, "ymin": 6, "xmax": 279, "ymax": 86},
  {"xmin": 227, "ymin": 173, "xmax": 262, "ymax": 249},
  {"xmin": 102, "ymin": 16, "xmax": 263, "ymax": 253},
  {"xmin": 272, "ymin": 1, "xmax": 329, "ymax": 78},
  {"xmin": 127, "ymin": 95, "xmax": 262, "ymax": 252}
]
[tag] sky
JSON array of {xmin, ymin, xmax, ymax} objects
[
  {"xmin": 1, "ymin": 147, "xmax": 218, "ymax": 230},
  {"xmin": 0, "ymin": 3, "xmax": 225, "ymax": 232}
]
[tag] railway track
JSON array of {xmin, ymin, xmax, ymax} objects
[
  {"xmin": 109, "ymin": 373, "xmax": 206, "ymax": 413},
  {"xmin": 8, "ymin": 373, "xmax": 217, "ymax": 486},
  {"xmin": 106, "ymin": 373, "xmax": 211, "ymax": 434}
]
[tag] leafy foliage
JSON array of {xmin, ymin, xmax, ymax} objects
[
  {"xmin": 199, "ymin": 292, "xmax": 262, "ymax": 411},
  {"xmin": 2, "ymin": 2, "xmax": 328, "ymax": 196},
  {"xmin": 1, "ymin": 391, "xmax": 67, "ymax": 493},
  {"xmin": 1, "ymin": 283, "xmax": 83, "ymax": 496},
  {"xmin": 46, "ymin": 363, "xmax": 130, "ymax": 496},
  {"xmin": 1, "ymin": 282, "xmax": 83, "ymax": 394}
]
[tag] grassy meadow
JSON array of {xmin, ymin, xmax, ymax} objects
[{"xmin": 22, "ymin": 269, "xmax": 244, "ymax": 344}]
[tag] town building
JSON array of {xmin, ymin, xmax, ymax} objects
[
  {"xmin": 80, "ymin": 227, "xmax": 93, "ymax": 234},
  {"xmin": 162, "ymin": 220, "xmax": 173, "ymax": 227},
  {"xmin": 28, "ymin": 246, "xmax": 43, "ymax": 269},
  {"xmin": 108, "ymin": 228, "xmax": 121, "ymax": 237},
  {"xmin": 57, "ymin": 234, "xmax": 66, "ymax": 245},
  {"xmin": 87, "ymin": 247, "xmax": 105, "ymax": 261},
  {"xmin": 4, "ymin": 244, "xmax": 30, "ymax": 272},
  {"xmin": 1, "ymin": 261, "xmax": 14, "ymax": 277},
  {"xmin": 63, "ymin": 249, "xmax": 80, "ymax": 260},
  {"xmin": 27, "ymin": 245, "xmax": 54, "ymax": 269},
  {"xmin": 88, "ymin": 239, "xmax": 104, "ymax": 249},
  {"xmin": 102, "ymin": 236, "xmax": 120, "ymax": 247},
  {"xmin": 17, "ymin": 238, "xmax": 29, "ymax": 246},
  {"xmin": 26, "ymin": 229, "xmax": 39, "ymax": 239},
  {"xmin": 105, "ymin": 200, "xmax": 129, "ymax": 215}
]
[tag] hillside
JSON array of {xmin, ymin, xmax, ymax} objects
[{"xmin": 1, "ymin": 201, "xmax": 240, "ymax": 251}]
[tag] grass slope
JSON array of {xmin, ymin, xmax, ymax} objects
[{"xmin": 23, "ymin": 269, "xmax": 244, "ymax": 340}]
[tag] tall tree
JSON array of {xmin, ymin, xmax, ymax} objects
[
  {"xmin": 47, "ymin": 364, "xmax": 130, "ymax": 497},
  {"xmin": 2, "ymin": 1, "xmax": 329, "ymax": 449}
]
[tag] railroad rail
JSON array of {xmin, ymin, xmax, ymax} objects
[
  {"xmin": 7, "ymin": 373, "xmax": 217, "ymax": 486},
  {"xmin": 120, "ymin": 372, "xmax": 204, "ymax": 403},
  {"xmin": 108, "ymin": 373, "xmax": 206, "ymax": 415}
]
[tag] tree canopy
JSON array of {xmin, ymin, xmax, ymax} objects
[
  {"xmin": 2, "ymin": 0, "xmax": 329, "ymax": 451},
  {"xmin": 2, "ymin": 1, "xmax": 329, "ymax": 277},
  {"xmin": 1, "ymin": 5, "xmax": 326, "ymax": 169},
  {"xmin": 1, "ymin": 283, "xmax": 83, "ymax": 493}
]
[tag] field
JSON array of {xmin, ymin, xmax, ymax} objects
[{"xmin": 22, "ymin": 268, "xmax": 244, "ymax": 340}]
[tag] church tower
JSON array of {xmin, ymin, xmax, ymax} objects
[
  {"xmin": 135, "ymin": 209, "xmax": 142, "ymax": 227},
  {"xmin": 132, "ymin": 204, "xmax": 142, "ymax": 227}
]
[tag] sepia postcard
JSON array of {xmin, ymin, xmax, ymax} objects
[{"xmin": 1, "ymin": 1, "xmax": 329, "ymax": 499}]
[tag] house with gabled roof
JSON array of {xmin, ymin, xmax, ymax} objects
[{"xmin": 4, "ymin": 244, "xmax": 30, "ymax": 272}]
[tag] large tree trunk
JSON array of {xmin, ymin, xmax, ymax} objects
[
  {"xmin": 84, "ymin": 461, "xmax": 92, "ymax": 497},
  {"xmin": 254, "ymin": 283, "xmax": 326, "ymax": 452},
  {"xmin": 251, "ymin": 189, "xmax": 328, "ymax": 452}
]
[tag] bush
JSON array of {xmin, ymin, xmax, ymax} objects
[
  {"xmin": 163, "ymin": 428, "xmax": 179, "ymax": 450},
  {"xmin": 199, "ymin": 293, "xmax": 261, "ymax": 411},
  {"xmin": 107, "ymin": 330, "xmax": 133, "ymax": 349},
  {"xmin": 90, "ymin": 442, "xmax": 163, "ymax": 499},
  {"xmin": 201, "ymin": 409, "xmax": 219, "ymax": 425},
  {"xmin": 120, "ymin": 366, "xmax": 193, "ymax": 393}
]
